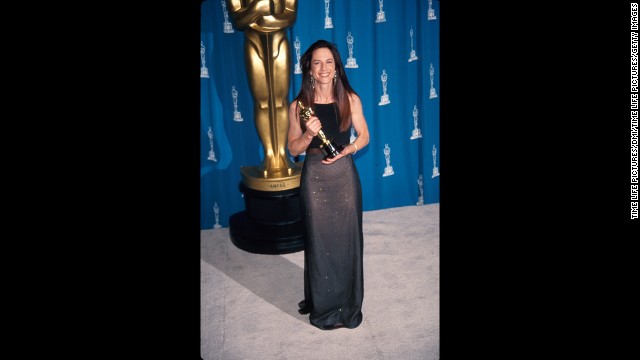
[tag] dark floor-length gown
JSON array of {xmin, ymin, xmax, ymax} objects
[{"xmin": 299, "ymin": 102, "xmax": 364, "ymax": 330}]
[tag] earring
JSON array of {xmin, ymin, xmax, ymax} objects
[
  {"xmin": 333, "ymin": 72, "xmax": 337, "ymax": 86},
  {"xmin": 310, "ymin": 76, "xmax": 315, "ymax": 90}
]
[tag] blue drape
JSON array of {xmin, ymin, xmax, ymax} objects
[{"xmin": 201, "ymin": 0, "xmax": 439, "ymax": 229}]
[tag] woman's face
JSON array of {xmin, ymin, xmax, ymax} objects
[{"xmin": 310, "ymin": 47, "xmax": 336, "ymax": 86}]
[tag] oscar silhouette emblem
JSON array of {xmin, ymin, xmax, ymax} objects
[
  {"xmin": 298, "ymin": 101, "xmax": 340, "ymax": 159},
  {"xmin": 226, "ymin": 0, "xmax": 304, "ymax": 255}
]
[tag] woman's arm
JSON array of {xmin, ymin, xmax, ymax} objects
[
  {"xmin": 347, "ymin": 93, "xmax": 370, "ymax": 153},
  {"xmin": 287, "ymin": 101, "xmax": 321, "ymax": 156}
]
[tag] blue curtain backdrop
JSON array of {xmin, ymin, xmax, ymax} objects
[{"xmin": 201, "ymin": 0, "xmax": 440, "ymax": 229}]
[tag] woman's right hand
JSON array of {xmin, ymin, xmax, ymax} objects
[{"xmin": 305, "ymin": 116, "xmax": 322, "ymax": 138}]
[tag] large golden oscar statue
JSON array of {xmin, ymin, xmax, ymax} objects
[
  {"xmin": 226, "ymin": 0, "xmax": 302, "ymax": 191},
  {"xmin": 226, "ymin": 0, "xmax": 304, "ymax": 254}
]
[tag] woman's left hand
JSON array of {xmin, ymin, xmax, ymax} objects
[{"xmin": 321, "ymin": 147, "xmax": 350, "ymax": 165}]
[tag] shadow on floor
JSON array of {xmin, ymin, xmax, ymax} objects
[{"xmin": 201, "ymin": 231, "xmax": 308, "ymax": 323}]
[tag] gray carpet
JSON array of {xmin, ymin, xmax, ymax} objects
[{"xmin": 201, "ymin": 203, "xmax": 440, "ymax": 360}]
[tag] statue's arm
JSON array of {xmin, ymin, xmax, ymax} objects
[
  {"xmin": 225, "ymin": 0, "xmax": 271, "ymax": 30},
  {"xmin": 226, "ymin": 0, "xmax": 298, "ymax": 32},
  {"xmin": 254, "ymin": 0, "xmax": 297, "ymax": 30}
]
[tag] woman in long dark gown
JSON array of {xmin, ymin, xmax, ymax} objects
[{"xmin": 287, "ymin": 40, "xmax": 370, "ymax": 330}]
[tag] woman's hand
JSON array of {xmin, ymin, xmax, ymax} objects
[
  {"xmin": 305, "ymin": 116, "xmax": 322, "ymax": 137},
  {"xmin": 321, "ymin": 144, "xmax": 352, "ymax": 165}
]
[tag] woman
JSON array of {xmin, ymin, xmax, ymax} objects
[{"xmin": 287, "ymin": 39, "xmax": 370, "ymax": 330}]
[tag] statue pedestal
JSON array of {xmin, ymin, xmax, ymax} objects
[{"xmin": 229, "ymin": 167, "xmax": 305, "ymax": 254}]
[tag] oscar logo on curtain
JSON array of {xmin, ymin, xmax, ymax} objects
[{"xmin": 225, "ymin": 0, "xmax": 305, "ymax": 254}]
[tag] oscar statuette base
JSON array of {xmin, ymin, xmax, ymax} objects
[{"xmin": 229, "ymin": 177, "xmax": 305, "ymax": 255}]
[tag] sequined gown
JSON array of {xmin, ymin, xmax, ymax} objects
[{"xmin": 299, "ymin": 103, "xmax": 364, "ymax": 330}]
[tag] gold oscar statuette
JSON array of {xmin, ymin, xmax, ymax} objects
[
  {"xmin": 225, "ymin": 0, "xmax": 302, "ymax": 191},
  {"xmin": 226, "ymin": 1, "xmax": 306, "ymax": 255},
  {"xmin": 298, "ymin": 101, "xmax": 341, "ymax": 159}
]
